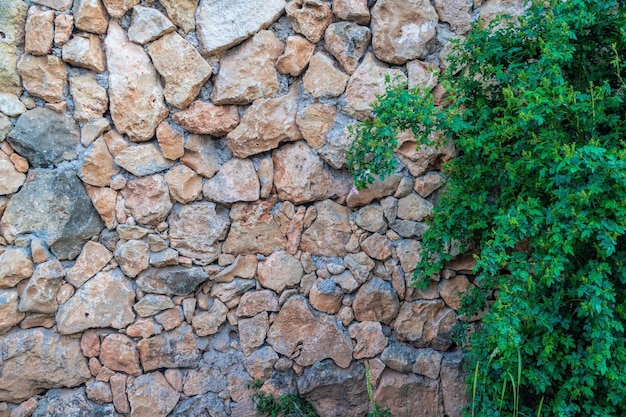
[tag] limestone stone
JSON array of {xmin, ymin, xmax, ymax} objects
[
  {"xmin": 439, "ymin": 275, "xmax": 471, "ymax": 311},
  {"xmin": 195, "ymin": 0, "xmax": 285, "ymax": 56},
  {"xmin": 168, "ymin": 202, "xmax": 230, "ymax": 265},
  {"xmin": 85, "ymin": 380, "xmax": 112, "ymax": 404},
  {"xmin": 18, "ymin": 260, "xmax": 63, "ymax": 314},
  {"xmin": 303, "ymin": 52, "xmax": 350, "ymax": 99},
  {"xmin": 300, "ymin": 199, "xmax": 352, "ymax": 257},
  {"xmin": 381, "ymin": 342, "xmax": 419, "ymax": 373},
  {"xmin": 128, "ymin": 6, "xmax": 176, "ymax": 44},
  {"xmin": 203, "ymin": 158, "xmax": 260, "ymax": 204},
  {"xmin": 105, "ymin": 21, "xmax": 168, "ymax": 142},
  {"xmin": 80, "ymin": 330, "xmax": 100, "ymax": 358},
  {"xmin": 110, "ymin": 373, "xmax": 130, "ymax": 414},
  {"xmin": 243, "ymin": 346, "xmax": 278, "ymax": 380},
  {"xmin": 134, "ymin": 294, "xmax": 175, "ymax": 317},
  {"xmin": 267, "ymin": 296, "xmax": 353, "ymax": 368},
  {"xmin": 114, "ymin": 240, "xmax": 149, "ymax": 278},
  {"xmin": 214, "ymin": 254, "xmax": 258, "ymax": 283},
  {"xmin": 397, "ymin": 192, "xmax": 434, "ymax": 222},
  {"xmin": 394, "ymin": 300, "xmax": 457, "ymax": 350},
  {"xmin": 286, "ymin": 0, "xmax": 332, "ymax": 43},
  {"xmin": 414, "ymin": 171, "xmax": 445, "ymax": 198},
  {"xmin": 191, "ymin": 299, "xmax": 228, "ymax": 336},
  {"xmin": 412, "ymin": 348, "xmax": 443, "ymax": 379},
  {"xmin": 135, "ymin": 324, "xmax": 199, "ymax": 371},
  {"xmin": 0, "ymin": 328, "xmax": 91, "ymax": 402},
  {"xmin": 80, "ymin": 118, "xmax": 110, "ymax": 147},
  {"xmin": 102, "ymin": 0, "xmax": 139, "ymax": 18},
  {"xmin": 0, "ymin": 114, "xmax": 12, "ymax": 141},
  {"xmin": 164, "ymin": 165, "xmax": 202, "ymax": 203},
  {"xmin": 435, "ymin": 0, "xmax": 472, "ymax": 34},
  {"xmin": 70, "ymin": 74, "xmax": 108, "ymax": 122},
  {"xmin": 355, "ymin": 204, "xmax": 386, "ymax": 233},
  {"xmin": 0, "ymin": 170, "xmax": 102, "ymax": 259},
  {"xmin": 80, "ymin": 137, "xmax": 119, "ymax": 187},
  {"xmin": 236, "ymin": 290, "xmax": 279, "ymax": 317},
  {"xmin": 126, "ymin": 318, "xmax": 162, "ymax": 339},
  {"xmin": 0, "ymin": 289, "xmax": 24, "ymax": 335},
  {"xmin": 0, "ymin": 0, "xmax": 28, "ymax": 96},
  {"xmin": 223, "ymin": 200, "xmax": 287, "ymax": 255},
  {"xmin": 136, "ymin": 266, "xmax": 208, "ymax": 295},
  {"xmin": 332, "ymin": 0, "xmax": 370, "ymax": 24},
  {"xmin": 396, "ymin": 239, "xmax": 422, "ymax": 273},
  {"xmin": 0, "ymin": 249, "xmax": 33, "ymax": 289},
  {"xmin": 115, "ymin": 144, "xmax": 172, "ymax": 178},
  {"xmin": 147, "ymin": 32, "xmax": 212, "ymax": 109},
  {"xmin": 211, "ymin": 278, "xmax": 256, "ymax": 304},
  {"xmin": 276, "ymin": 35, "xmax": 315, "ymax": 77},
  {"xmin": 479, "ymin": 0, "xmax": 527, "ymax": 28},
  {"xmin": 309, "ymin": 278, "xmax": 343, "ymax": 314},
  {"xmin": 297, "ymin": 360, "xmax": 369, "ymax": 417},
  {"xmin": 121, "ymin": 175, "xmax": 173, "ymax": 226},
  {"xmin": 65, "ymin": 241, "xmax": 113, "ymax": 288},
  {"xmin": 396, "ymin": 131, "xmax": 456, "ymax": 178},
  {"xmin": 349, "ymin": 321, "xmax": 388, "ymax": 359},
  {"xmin": 353, "ymin": 277, "xmax": 400, "ymax": 324},
  {"xmin": 441, "ymin": 351, "xmax": 467, "ymax": 417},
  {"xmin": 100, "ymin": 334, "xmax": 141, "ymax": 375},
  {"xmin": 274, "ymin": 141, "xmax": 351, "ymax": 205},
  {"xmin": 56, "ymin": 269, "xmax": 135, "ymax": 334},
  {"xmin": 172, "ymin": 101, "xmax": 239, "ymax": 136},
  {"xmin": 84, "ymin": 185, "xmax": 117, "ymax": 229},
  {"xmin": 239, "ymin": 312, "xmax": 269, "ymax": 355},
  {"xmin": 9, "ymin": 152, "xmax": 28, "ymax": 173},
  {"xmin": 54, "ymin": 14, "xmax": 74, "ymax": 46},
  {"xmin": 155, "ymin": 307, "xmax": 183, "ymax": 331},
  {"xmin": 331, "ymin": 270, "xmax": 359, "ymax": 293},
  {"xmin": 371, "ymin": 0, "xmax": 438, "ymax": 64},
  {"xmin": 155, "ymin": 122, "xmax": 184, "ymax": 160},
  {"xmin": 149, "ymin": 249, "xmax": 179, "ymax": 267},
  {"xmin": 346, "ymin": 174, "xmax": 402, "ymax": 207},
  {"xmin": 211, "ymin": 30, "xmax": 284, "ymax": 105},
  {"xmin": 31, "ymin": 387, "xmax": 118, "ymax": 416},
  {"xmin": 257, "ymin": 250, "xmax": 303, "ymax": 293},
  {"xmin": 18, "ymin": 54, "xmax": 67, "ymax": 103},
  {"xmin": 159, "ymin": 0, "xmax": 197, "ymax": 33},
  {"xmin": 227, "ymin": 86, "xmax": 301, "ymax": 158},
  {"xmin": 407, "ymin": 60, "xmax": 438, "ymax": 91},
  {"xmin": 0, "ymin": 150, "xmax": 25, "ymax": 195},
  {"xmin": 180, "ymin": 134, "xmax": 221, "ymax": 178},
  {"xmin": 74, "ymin": 0, "xmax": 109, "ymax": 34},
  {"xmin": 62, "ymin": 33, "xmax": 106, "ymax": 73},
  {"xmin": 361, "ymin": 233, "xmax": 393, "ymax": 260},
  {"xmin": 24, "ymin": 6, "xmax": 54, "ymax": 56},
  {"xmin": 127, "ymin": 371, "xmax": 179, "ymax": 417},
  {"xmin": 343, "ymin": 53, "xmax": 406, "ymax": 120},
  {"xmin": 296, "ymin": 103, "xmax": 335, "ymax": 149},
  {"xmin": 170, "ymin": 393, "xmax": 227, "ymax": 417},
  {"xmin": 324, "ymin": 22, "xmax": 371, "ymax": 75},
  {"xmin": 374, "ymin": 369, "xmax": 441, "ymax": 417},
  {"xmin": 258, "ymin": 156, "xmax": 274, "ymax": 199}
]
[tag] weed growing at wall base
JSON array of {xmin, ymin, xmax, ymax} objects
[{"xmin": 347, "ymin": 0, "xmax": 626, "ymax": 416}]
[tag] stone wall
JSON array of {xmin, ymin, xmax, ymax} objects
[{"xmin": 0, "ymin": 0, "xmax": 524, "ymax": 416}]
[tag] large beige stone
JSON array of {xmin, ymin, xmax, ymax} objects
[
  {"xmin": 127, "ymin": 371, "xmax": 180, "ymax": 417},
  {"xmin": 203, "ymin": 158, "xmax": 260, "ymax": 204},
  {"xmin": 300, "ymin": 199, "xmax": 352, "ymax": 256},
  {"xmin": 74, "ymin": 0, "xmax": 109, "ymax": 34},
  {"xmin": 227, "ymin": 85, "xmax": 301, "ymax": 158},
  {"xmin": 0, "ymin": 248, "xmax": 33, "ymax": 289},
  {"xmin": 104, "ymin": 21, "xmax": 168, "ymax": 142},
  {"xmin": 349, "ymin": 321, "xmax": 388, "ymax": 359},
  {"xmin": 309, "ymin": 278, "xmax": 343, "ymax": 314},
  {"xmin": 168, "ymin": 202, "xmax": 230, "ymax": 265},
  {"xmin": 0, "ymin": 92, "xmax": 25, "ymax": 117},
  {"xmin": 0, "ymin": 0, "xmax": 28, "ymax": 96},
  {"xmin": 407, "ymin": 60, "xmax": 438, "ymax": 91},
  {"xmin": 62, "ymin": 32, "xmax": 106, "ymax": 73},
  {"xmin": 33, "ymin": 0, "xmax": 72, "ymax": 10},
  {"xmin": 342, "ymin": 53, "xmax": 406, "ymax": 120},
  {"xmin": 211, "ymin": 30, "xmax": 284, "ymax": 105},
  {"xmin": 397, "ymin": 191, "xmax": 434, "ymax": 221},
  {"xmin": 18, "ymin": 54, "xmax": 67, "ymax": 103},
  {"xmin": 371, "ymin": 0, "xmax": 438, "ymax": 64},
  {"xmin": 195, "ymin": 0, "xmax": 286, "ymax": 56},
  {"xmin": 346, "ymin": 174, "xmax": 402, "ymax": 207},
  {"xmin": 159, "ymin": 0, "xmax": 197, "ymax": 33},
  {"xmin": 18, "ymin": 260, "xmax": 64, "ymax": 314},
  {"xmin": 70, "ymin": 73, "xmax": 108, "ymax": 122},
  {"xmin": 239, "ymin": 312, "xmax": 269, "ymax": 356},
  {"xmin": 164, "ymin": 165, "xmax": 202, "ymax": 204},
  {"xmin": 276, "ymin": 35, "xmax": 316, "ymax": 77},
  {"xmin": 236, "ymin": 290, "xmax": 279, "ymax": 317},
  {"xmin": 273, "ymin": 141, "xmax": 351, "ymax": 204},
  {"xmin": 180, "ymin": 134, "xmax": 221, "ymax": 178},
  {"xmin": 121, "ymin": 175, "xmax": 173, "ymax": 226},
  {"xmin": 25, "ymin": 6, "xmax": 54, "ymax": 56},
  {"xmin": 214, "ymin": 254, "xmax": 258, "ymax": 283},
  {"xmin": 267, "ymin": 296, "xmax": 353, "ymax": 368},
  {"xmin": 172, "ymin": 101, "xmax": 239, "ymax": 136},
  {"xmin": 0, "ymin": 328, "xmax": 91, "ymax": 402},
  {"xmin": 286, "ymin": 0, "xmax": 332, "ymax": 43},
  {"xmin": 257, "ymin": 250, "xmax": 303, "ymax": 293},
  {"xmin": 137, "ymin": 324, "xmax": 199, "ymax": 370},
  {"xmin": 0, "ymin": 150, "xmax": 25, "ymax": 195},
  {"xmin": 128, "ymin": 5, "xmax": 175, "ymax": 44},
  {"xmin": 66, "ymin": 241, "xmax": 113, "ymax": 287},
  {"xmin": 147, "ymin": 32, "xmax": 212, "ymax": 109},
  {"xmin": 115, "ymin": 239, "xmax": 150, "ymax": 278},
  {"xmin": 324, "ymin": 22, "xmax": 371, "ymax": 75},
  {"xmin": 191, "ymin": 299, "xmax": 228, "ymax": 336},
  {"xmin": 223, "ymin": 199, "xmax": 287, "ymax": 255},
  {"xmin": 303, "ymin": 52, "xmax": 349, "ymax": 98},
  {"xmin": 479, "ymin": 0, "xmax": 527, "ymax": 28},
  {"xmin": 395, "ymin": 130, "xmax": 457, "ymax": 177},
  {"xmin": 0, "ymin": 289, "xmax": 24, "ymax": 335},
  {"xmin": 80, "ymin": 137, "xmax": 119, "ymax": 187}
]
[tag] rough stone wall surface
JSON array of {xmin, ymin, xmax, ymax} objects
[{"xmin": 0, "ymin": 0, "xmax": 523, "ymax": 415}]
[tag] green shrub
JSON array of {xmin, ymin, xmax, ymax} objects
[
  {"xmin": 249, "ymin": 381, "xmax": 319, "ymax": 417},
  {"xmin": 347, "ymin": 0, "xmax": 626, "ymax": 416}
]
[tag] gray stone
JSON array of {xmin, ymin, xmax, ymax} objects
[
  {"xmin": 170, "ymin": 393, "xmax": 228, "ymax": 417},
  {"xmin": 7, "ymin": 107, "xmax": 79, "ymax": 168},
  {"xmin": 136, "ymin": 266, "xmax": 209, "ymax": 295},
  {"xmin": 127, "ymin": 371, "xmax": 180, "ymax": 417},
  {"xmin": 0, "ymin": 170, "xmax": 103, "ymax": 260},
  {"xmin": 137, "ymin": 325, "xmax": 200, "ymax": 371},
  {"xmin": 381, "ymin": 342, "xmax": 418, "ymax": 373},
  {"xmin": 32, "ymin": 387, "xmax": 119, "ymax": 417},
  {"xmin": 18, "ymin": 260, "xmax": 64, "ymax": 314},
  {"xmin": 440, "ymin": 350, "xmax": 467, "ymax": 417}
]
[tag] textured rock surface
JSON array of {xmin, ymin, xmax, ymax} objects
[
  {"xmin": 0, "ymin": 0, "xmax": 28, "ymax": 96},
  {"xmin": 172, "ymin": 101, "xmax": 239, "ymax": 136},
  {"xmin": 18, "ymin": 54, "xmax": 67, "ymax": 103}
]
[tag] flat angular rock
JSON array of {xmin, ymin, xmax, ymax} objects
[
  {"xmin": 346, "ymin": 174, "xmax": 402, "ymax": 207},
  {"xmin": 100, "ymin": 334, "xmax": 142, "ymax": 375},
  {"xmin": 296, "ymin": 103, "xmax": 336, "ymax": 149},
  {"xmin": 32, "ymin": 387, "xmax": 118, "ymax": 417},
  {"xmin": 81, "ymin": 137, "xmax": 119, "ymax": 187},
  {"xmin": 62, "ymin": 32, "xmax": 106, "ymax": 73},
  {"xmin": 0, "ymin": 0, "xmax": 28, "ymax": 96},
  {"xmin": 0, "ymin": 92, "xmax": 25, "ymax": 117},
  {"xmin": 0, "ymin": 149, "xmax": 25, "ymax": 195},
  {"xmin": 300, "ymin": 199, "xmax": 352, "ymax": 257},
  {"xmin": 168, "ymin": 202, "xmax": 230, "ymax": 265},
  {"xmin": 156, "ymin": 122, "xmax": 185, "ymax": 160},
  {"xmin": 374, "ymin": 369, "xmax": 441, "ymax": 416},
  {"xmin": 276, "ymin": 35, "xmax": 316, "ymax": 77},
  {"xmin": 435, "ymin": 0, "xmax": 472, "ymax": 34},
  {"xmin": 25, "ymin": 6, "xmax": 55, "ymax": 56},
  {"xmin": 102, "ymin": 0, "xmax": 139, "ymax": 18},
  {"xmin": 440, "ymin": 351, "xmax": 467, "ymax": 417},
  {"xmin": 164, "ymin": 165, "xmax": 202, "ymax": 204},
  {"xmin": 349, "ymin": 321, "xmax": 388, "ymax": 359},
  {"xmin": 342, "ymin": 53, "xmax": 406, "ymax": 120},
  {"xmin": 18, "ymin": 260, "xmax": 64, "ymax": 314},
  {"xmin": 172, "ymin": 101, "xmax": 239, "ymax": 136},
  {"xmin": 0, "ymin": 289, "xmax": 24, "ymax": 335},
  {"xmin": 84, "ymin": 185, "xmax": 117, "ymax": 229},
  {"xmin": 128, "ymin": 5, "xmax": 176, "ymax": 44},
  {"xmin": 397, "ymin": 192, "xmax": 434, "ymax": 221},
  {"xmin": 191, "ymin": 299, "xmax": 228, "ymax": 336},
  {"xmin": 236, "ymin": 290, "xmax": 279, "ymax": 317},
  {"xmin": 127, "ymin": 371, "xmax": 180, "ymax": 417},
  {"xmin": 74, "ymin": 0, "xmax": 109, "ymax": 34},
  {"xmin": 115, "ymin": 239, "xmax": 149, "ymax": 278},
  {"xmin": 66, "ymin": 241, "xmax": 112, "ymax": 287},
  {"xmin": 115, "ymin": 143, "xmax": 172, "ymax": 176},
  {"xmin": 394, "ymin": 300, "xmax": 457, "ymax": 351},
  {"xmin": 243, "ymin": 346, "xmax": 278, "ymax": 380},
  {"xmin": 0, "ymin": 248, "xmax": 33, "ymax": 289},
  {"xmin": 18, "ymin": 54, "xmax": 67, "ymax": 103},
  {"xmin": 121, "ymin": 175, "xmax": 173, "ymax": 226},
  {"xmin": 211, "ymin": 30, "xmax": 284, "ymax": 105},
  {"xmin": 332, "ymin": 0, "xmax": 370, "ymax": 24},
  {"xmin": 56, "ymin": 268, "xmax": 135, "ymax": 334},
  {"xmin": 371, "ymin": 0, "xmax": 438, "ymax": 64},
  {"xmin": 239, "ymin": 312, "xmax": 269, "ymax": 355},
  {"xmin": 479, "ymin": 0, "xmax": 527, "ymax": 28},
  {"xmin": 353, "ymin": 277, "xmax": 400, "ymax": 324},
  {"xmin": 159, "ymin": 0, "xmax": 198, "ymax": 33},
  {"xmin": 324, "ymin": 22, "xmax": 371, "ymax": 75},
  {"xmin": 105, "ymin": 21, "xmax": 168, "ymax": 142},
  {"xmin": 303, "ymin": 52, "xmax": 350, "ymax": 99},
  {"xmin": 257, "ymin": 250, "xmax": 303, "ymax": 293},
  {"xmin": 223, "ymin": 200, "xmax": 287, "ymax": 255},
  {"xmin": 0, "ymin": 328, "xmax": 91, "ymax": 402},
  {"xmin": 203, "ymin": 158, "xmax": 260, "ymax": 204},
  {"xmin": 0, "ymin": 169, "xmax": 103, "ymax": 259},
  {"xmin": 180, "ymin": 134, "xmax": 221, "ymax": 178},
  {"xmin": 147, "ymin": 32, "xmax": 212, "ymax": 109},
  {"xmin": 70, "ymin": 73, "xmax": 108, "ymax": 122},
  {"xmin": 286, "ymin": 0, "xmax": 332, "ymax": 43},
  {"xmin": 214, "ymin": 255, "xmax": 258, "ymax": 283},
  {"xmin": 171, "ymin": 393, "xmax": 227, "ymax": 417},
  {"xmin": 267, "ymin": 296, "xmax": 353, "ymax": 368},
  {"xmin": 134, "ymin": 294, "xmax": 175, "ymax": 318},
  {"xmin": 136, "ymin": 266, "xmax": 208, "ymax": 295},
  {"xmin": 136, "ymin": 325, "xmax": 199, "ymax": 371},
  {"xmin": 54, "ymin": 14, "xmax": 74, "ymax": 45},
  {"xmin": 195, "ymin": 0, "xmax": 286, "ymax": 56}
]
